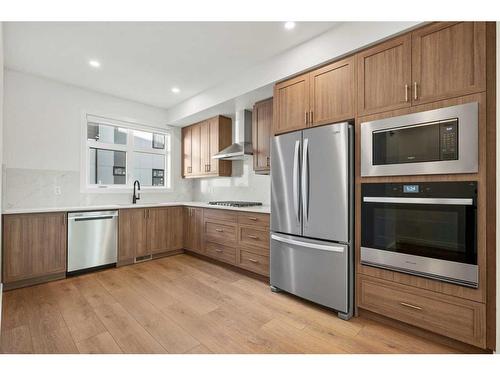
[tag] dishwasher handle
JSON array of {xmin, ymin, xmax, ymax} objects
[{"xmin": 73, "ymin": 215, "xmax": 115, "ymax": 222}]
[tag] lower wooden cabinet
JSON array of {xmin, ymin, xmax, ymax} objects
[
  {"xmin": 183, "ymin": 207, "xmax": 203, "ymax": 253},
  {"xmin": 118, "ymin": 206, "xmax": 183, "ymax": 264},
  {"xmin": 2, "ymin": 212, "xmax": 67, "ymax": 289},
  {"xmin": 358, "ymin": 275, "xmax": 486, "ymax": 348}
]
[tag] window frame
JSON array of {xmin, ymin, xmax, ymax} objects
[{"xmin": 81, "ymin": 113, "xmax": 172, "ymax": 193}]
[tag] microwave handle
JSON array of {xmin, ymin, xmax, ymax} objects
[{"xmin": 363, "ymin": 197, "xmax": 473, "ymax": 205}]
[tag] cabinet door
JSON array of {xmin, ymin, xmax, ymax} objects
[
  {"xmin": 273, "ymin": 73, "xmax": 310, "ymax": 134},
  {"xmin": 208, "ymin": 117, "xmax": 220, "ymax": 175},
  {"xmin": 118, "ymin": 208, "xmax": 147, "ymax": 261},
  {"xmin": 191, "ymin": 123, "xmax": 202, "ymax": 176},
  {"xmin": 412, "ymin": 22, "xmax": 486, "ymax": 105},
  {"xmin": 252, "ymin": 98, "xmax": 272, "ymax": 172},
  {"xmin": 147, "ymin": 207, "xmax": 183, "ymax": 254},
  {"xmin": 182, "ymin": 126, "xmax": 192, "ymax": 177},
  {"xmin": 3, "ymin": 213, "xmax": 66, "ymax": 283},
  {"xmin": 183, "ymin": 207, "xmax": 202, "ymax": 253},
  {"xmin": 310, "ymin": 56, "xmax": 356, "ymax": 126},
  {"xmin": 357, "ymin": 34, "xmax": 411, "ymax": 115},
  {"xmin": 199, "ymin": 121, "xmax": 210, "ymax": 175}
]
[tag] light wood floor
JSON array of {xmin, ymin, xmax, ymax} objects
[{"xmin": 0, "ymin": 254, "xmax": 462, "ymax": 354}]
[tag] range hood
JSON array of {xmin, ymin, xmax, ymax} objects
[{"xmin": 212, "ymin": 109, "xmax": 253, "ymax": 160}]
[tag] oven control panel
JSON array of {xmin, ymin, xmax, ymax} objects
[
  {"xmin": 439, "ymin": 120, "xmax": 458, "ymax": 160},
  {"xmin": 362, "ymin": 181, "xmax": 477, "ymax": 200}
]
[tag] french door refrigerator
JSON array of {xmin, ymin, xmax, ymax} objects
[{"xmin": 270, "ymin": 122, "xmax": 354, "ymax": 319}]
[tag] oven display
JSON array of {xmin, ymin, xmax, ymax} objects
[{"xmin": 403, "ymin": 185, "xmax": 419, "ymax": 193}]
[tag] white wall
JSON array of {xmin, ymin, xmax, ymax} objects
[{"xmin": 2, "ymin": 70, "xmax": 192, "ymax": 209}]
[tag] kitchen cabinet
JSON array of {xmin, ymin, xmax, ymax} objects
[
  {"xmin": 357, "ymin": 34, "xmax": 412, "ymax": 116},
  {"xmin": 273, "ymin": 56, "xmax": 356, "ymax": 135},
  {"xmin": 309, "ymin": 56, "xmax": 356, "ymax": 126},
  {"xmin": 148, "ymin": 206, "xmax": 183, "ymax": 255},
  {"xmin": 411, "ymin": 22, "xmax": 486, "ymax": 105},
  {"xmin": 252, "ymin": 98, "xmax": 273, "ymax": 173},
  {"xmin": 183, "ymin": 207, "xmax": 203, "ymax": 254},
  {"xmin": 181, "ymin": 115, "xmax": 232, "ymax": 178},
  {"xmin": 357, "ymin": 22, "xmax": 486, "ymax": 116},
  {"xmin": 118, "ymin": 206, "xmax": 183, "ymax": 264},
  {"xmin": 2, "ymin": 212, "xmax": 67, "ymax": 289}
]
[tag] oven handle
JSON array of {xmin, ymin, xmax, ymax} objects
[{"xmin": 362, "ymin": 197, "xmax": 473, "ymax": 205}]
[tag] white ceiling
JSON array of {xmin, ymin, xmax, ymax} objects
[{"xmin": 4, "ymin": 22, "xmax": 337, "ymax": 109}]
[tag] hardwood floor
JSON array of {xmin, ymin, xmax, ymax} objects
[{"xmin": 1, "ymin": 254, "xmax": 462, "ymax": 354}]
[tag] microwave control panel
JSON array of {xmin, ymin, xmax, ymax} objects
[{"xmin": 439, "ymin": 119, "xmax": 458, "ymax": 160}]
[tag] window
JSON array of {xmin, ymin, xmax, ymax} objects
[{"xmin": 83, "ymin": 115, "xmax": 171, "ymax": 191}]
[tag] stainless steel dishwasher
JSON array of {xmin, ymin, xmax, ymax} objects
[{"xmin": 67, "ymin": 210, "xmax": 118, "ymax": 273}]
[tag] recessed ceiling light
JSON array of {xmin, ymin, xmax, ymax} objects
[
  {"xmin": 284, "ymin": 21, "xmax": 296, "ymax": 30},
  {"xmin": 89, "ymin": 60, "xmax": 101, "ymax": 68},
  {"xmin": 171, "ymin": 87, "xmax": 180, "ymax": 94}
]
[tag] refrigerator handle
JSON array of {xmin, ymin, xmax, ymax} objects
[
  {"xmin": 271, "ymin": 234, "xmax": 345, "ymax": 253},
  {"xmin": 293, "ymin": 140, "xmax": 301, "ymax": 223},
  {"xmin": 301, "ymin": 138, "xmax": 309, "ymax": 222}
]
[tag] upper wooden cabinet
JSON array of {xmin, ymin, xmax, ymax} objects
[
  {"xmin": 411, "ymin": 22, "xmax": 486, "ymax": 105},
  {"xmin": 357, "ymin": 35, "xmax": 412, "ymax": 116},
  {"xmin": 357, "ymin": 22, "xmax": 486, "ymax": 115},
  {"xmin": 252, "ymin": 98, "xmax": 273, "ymax": 174},
  {"xmin": 182, "ymin": 115, "xmax": 232, "ymax": 178},
  {"xmin": 2, "ymin": 212, "xmax": 67, "ymax": 288},
  {"xmin": 274, "ymin": 73, "xmax": 310, "ymax": 134},
  {"xmin": 273, "ymin": 56, "xmax": 356, "ymax": 135},
  {"xmin": 310, "ymin": 56, "xmax": 356, "ymax": 127}
]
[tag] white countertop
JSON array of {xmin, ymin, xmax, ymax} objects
[{"xmin": 2, "ymin": 201, "xmax": 271, "ymax": 215}]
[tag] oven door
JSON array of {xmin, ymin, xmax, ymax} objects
[{"xmin": 361, "ymin": 197, "xmax": 478, "ymax": 287}]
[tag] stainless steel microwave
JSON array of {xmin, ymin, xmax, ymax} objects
[{"xmin": 361, "ymin": 102, "xmax": 478, "ymax": 177}]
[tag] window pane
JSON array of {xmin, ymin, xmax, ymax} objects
[
  {"xmin": 133, "ymin": 152, "xmax": 165, "ymax": 187},
  {"xmin": 87, "ymin": 122, "xmax": 127, "ymax": 145},
  {"xmin": 133, "ymin": 130, "xmax": 165, "ymax": 151},
  {"xmin": 89, "ymin": 148, "xmax": 127, "ymax": 185}
]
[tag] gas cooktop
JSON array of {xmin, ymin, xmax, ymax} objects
[{"xmin": 208, "ymin": 201, "xmax": 263, "ymax": 207}]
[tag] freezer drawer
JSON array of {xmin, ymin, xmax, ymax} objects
[{"xmin": 270, "ymin": 232, "xmax": 348, "ymax": 313}]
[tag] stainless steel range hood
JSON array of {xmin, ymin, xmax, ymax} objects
[{"xmin": 212, "ymin": 109, "xmax": 252, "ymax": 160}]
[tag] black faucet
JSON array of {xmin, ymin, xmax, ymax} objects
[{"xmin": 133, "ymin": 180, "xmax": 141, "ymax": 204}]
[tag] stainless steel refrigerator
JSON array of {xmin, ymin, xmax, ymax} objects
[{"xmin": 270, "ymin": 122, "xmax": 353, "ymax": 319}]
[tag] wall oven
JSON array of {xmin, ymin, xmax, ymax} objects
[
  {"xmin": 361, "ymin": 102, "xmax": 478, "ymax": 177},
  {"xmin": 361, "ymin": 181, "xmax": 478, "ymax": 288}
]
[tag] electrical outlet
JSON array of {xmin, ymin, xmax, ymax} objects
[{"xmin": 54, "ymin": 186, "xmax": 62, "ymax": 196}]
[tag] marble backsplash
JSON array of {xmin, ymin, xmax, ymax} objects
[
  {"xmin": 2, "ymin": 167, "xmax": 193, "ymax": 210},
  {"xmin": 192, "ymin": 158, "xmax": 271, "ymax": 205}
]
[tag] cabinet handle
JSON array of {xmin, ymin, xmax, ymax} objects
[
  {"xmin": 248, "ymin": 235, "xmax": 258, "ymax": 239},
  {"xmin": 413, "ymin": 82, "xmax": 418, "ymax": 100},
  {"xmin": 248, "ymin": 258, "xmax": 259, "ymax": 263},
  {"xmin": 207, "ymin": 164, "xmax": 211, "ymax": 172},
  {"xmin": 405, "ymin": 84, "xmax": 409, "ymax": 102},
  {"xmin": 215, "ymin": 228, "xmax": 223, "ymax": 232},
  {"xmin": 304, "ymin": 111, "xmax": 308, "ymax": 125},
  {"xmin": 215, "ymin": 249, "xmax": 223, "ymax": 253},
  {"xmin": 248, "ymin": 217, "xmax": 258, "ymax": 221},
  {"xmin": 310, "ymin": 111, "xmax": 313, "ymax": 124},
  {"xmin": 400, "ymin": 302, "xmax": 422, "ymax": 311}
]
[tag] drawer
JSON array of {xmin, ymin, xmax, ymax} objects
[
  {"xmin": 204, "ymin": 221, "xmax": 237, "ymax": 245},
  {"xmin": 205, "ymin": 242, "xmax": 236, "ymax": 264},
  {"xmin": 239, "ymin": 250, "xmax": 269, "ymax": 276},
  {"xmin": 239, "ymin": 244, "xmax": 269, "ymax": 257},
  {"xmin": 238, "ymin": 212, "xmax": 270, "ymax": 227},
  {"xmin": 203, "ymin": 208, "xmax": 238, "ymax": 222},
  {"xmin": 358, "ymin": 276, "xmax": 486, "ymax": 348},
  {"xmin": 239, "ymin": 226, "xmax": 269, "ymax": 249}
]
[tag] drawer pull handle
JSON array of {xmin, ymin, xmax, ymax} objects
[
  {"xmin": 248, "ymin": 217, "xmax": 257, "ymax": 221},
  {"xmin": 400, "ymin": 302, "xmax": 422, "ymax": 311},
  {"xmin": 215, "ymin": 249, "xmax": 223, "ymax": 253},
  {"xmin": 248, "ymin": 235, "xmax": 258, "ymax": 239},
  {"xmin": 248, "ymin": 258, "xmax": 259, "ymax": 263},
  {"xmin": 215, "ymin": 228, "xmax": 224, "ymax": 232}
]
